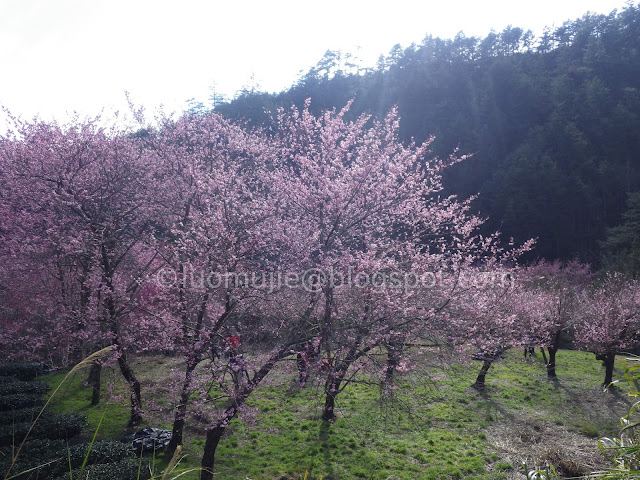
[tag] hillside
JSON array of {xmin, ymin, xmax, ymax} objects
[{"xmin": 214, "ymin": 4, "xmax": 640, "ymax": 265}]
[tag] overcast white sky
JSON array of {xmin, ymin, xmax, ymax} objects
[{"xmin": 0, "ymin": 0, "xmax": 633, "ymax": 125}]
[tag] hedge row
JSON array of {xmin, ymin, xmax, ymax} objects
[
  {"xmin": 0, "ymin": 379, "xmax": 50, "ymax": 396},
  {"xmin": 0, "ymin": 393, "xmax": 45, "ymax": 412},
  {"xmin": 0, "ymin": 439, "xmax": 66, "ymax": 479},
  {"xmin": 0, "ymin": 364, "xmax": 143, "ymax": 480},
  {"xmin": 0, "ymin": 413, "xmax": 87, "ymax": 446},
  {"xmin": 66, "ymin": 441, "xmax": 135, "ymax": 469},
  {"xmin": 0, "ymin": 438, "xmax": 66, "ymax": 459},
  {"xmin": 0, "ymin": 441, "xmax": 143, "ymax": 480},
  {"xmin": 0, "ymin": 363, "xmax": 50, "ymax": 380},
  {"xmin": 54, "ymin": 459, "xmax": 151, "ymax": 480},
  {"xmin": 0, "ymin": 393, "xmax": 46, "ymax": 411},
  {"xmin": 0, "ymin": 407, "xmax": 42, "ymax": 425}
]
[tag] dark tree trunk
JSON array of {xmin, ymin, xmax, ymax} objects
[
  {"xmin": 540, "ymin": 347, "xmax": 548, "ymax": 365},
  {"xmin": 87, "ymin": 361, "xmax": 102, "ymax": 405},
  {"xmin": 117, "ymin": 354, "xmax": 143, "ymax": 427},
  {"xmin": 200, "ymin": 346, "xmax": 291, "ymax": 480},
  {"xmin": 102, "ymin": 248, "xmax": 142, "ymax": 427},
  {"xmin": 546, "ymin": 347, "xmax": 558, "ymax": 378},
  {"xmin": 383, "ymin": 341, "xmax": 402, "ymax": 390},
  {"xmin": 201, "ymin": 424, "xmax": 226, "ymax": 480},
  {"xmin": 321, "ymin": 342, "xmax": 374, "ymax": 421},
  {"xmin": 546, "ymin": 331, "xmax": 561, "ymax": 378},
  {"xmin": 603, "ymin": 352, "xmax": 616, "ymax": 388},
  {"xmin": 473, "ymin": 359, "xmax": 493, "ymax": 390},
  {"xmin": 167, "ymin": 359, "xmax": 199, "ymax": 456},
  {"xmin": 322, "ymin": 373, "xmax": 342, "ymax": 422}
]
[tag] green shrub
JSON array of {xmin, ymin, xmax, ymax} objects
[
  {"xmin": 0, "ymin": 379, "xmax": 51, "ymax": 396},
  {"xmin": 67, "ymin": 441, "xmax": 135, "ymax": 468},
  {"xmin": 52, "ymin": 459, "xmax": 151, "ymax": 480},
  {"xmin": 0, "ymin": 393, "xmax": 46, "ymax": 411},
  {"xmin": 0, "ymin": 407, "xmax": 42, "ymax": 425},
  {"xmin": 0, "ymin": 440, "xmax": 135, "ymax": 479},
  {"xmin": 0, "ymin": 363, "xmax": 50, "ymax": 380},
  {"xmin": 0, "ymin": 438, "xmax": 66, "ymax": 479},
  {"xmin": 0, "ymin": 413, "xmax": 86, "ymax": 446}
]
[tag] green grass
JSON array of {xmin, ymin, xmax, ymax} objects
[
  {"xmin": 36, "ymin": 349, "xmax": 633, "ymax": 479},
  {"xmin": 483, "ymin": 349, "xmax": 629, "ymax": 436},
  {"xmin": 42, "ymin": 367, "xmax": 131, "ymax": 439}
]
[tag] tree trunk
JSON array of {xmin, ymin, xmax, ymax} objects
[
  {"xmin": 117, "ymin": 354, "xmax": 143, "ymax": 427},
  {"xmin": 540, "ymin": 347, "xmax": 548, "ymax": 366},
  {"xmin": 603, "ymin": 352, "xmax": 616, "ymax": 388},
  {"xmin": 87, "ymin": 361, "xmax": 101, "ymax": 405},
  {"xmin": 546, "ymin": 331, "xmax": 562, "ymax": 378},
  {"xmin": 546, "ymin": 347, "xmax": 557, "ymax": 378},
  {"xmin": 321, "ymin": 342, "xmax": 374, "ymax": 421},
  {"xmin": 322, "ymin": 370, "xmax": 344, "ymax": 422},
  {"xmin": 473, "ymin": 359, "xmax": 493, "ymax": 390},
  {"xmin": 383, "ymin": 341, "xmax": 402, "ymax": 391},
  {"xmin": 200, "ymin": 346, "xmax": 291, "ymax": 479},
  {"xmin": 101, "ymin": 249, "xmax": 143, "ymax": 427},
  {"xmin": 167, "ymin": 359, "xmax": 199, "ymax": 456},
  {"xmin": 296, "ymin": 352, "xmax": 308, "ymax": 388},
  {"xmin": 201, "ymin": 423, "xmax": 227, "ymax": 480}
]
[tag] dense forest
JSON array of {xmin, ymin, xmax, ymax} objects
[{"xmin": 210, "ymin": 4, "xmax": 640, "ymax": 268}]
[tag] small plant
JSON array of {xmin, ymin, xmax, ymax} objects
[
  {"xmin": 495, "ymin": 461, "xmax": 513, "ymax": 471},
  {"xmin": 521, "ymin": 462, "xmax": 559, "ymax": 479},
  {"xmin": 578, "ymin": 422, "xmax": 600, "ymax": 438}
]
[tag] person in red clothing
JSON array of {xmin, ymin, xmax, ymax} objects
[
  {"xmin": 226, "ymin": 334, "xmax": 241, "ymax": 351},
  {"xmin": 224, "ymin": 329, "xmax": 248, "ymax": 387},
  {"xmin": 223, "ymin": 327, "xmax": 241, "ymax": 358}
]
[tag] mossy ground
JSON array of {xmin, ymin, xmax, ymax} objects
[{"xmin": 38, "ymin": 349, "xmax": 632, "ymax": 479}]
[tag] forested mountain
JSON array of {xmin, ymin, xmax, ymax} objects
[{"xmin": 213, "ymin": 4, "xmax": 640, "ymax": 265}]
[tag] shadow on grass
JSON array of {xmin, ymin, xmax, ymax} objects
[
  {"xmin": 471, "ymin": 385, "xmax": 518, "ymax": 424},
  {"xmin": 295, "ymin": 420, "xmax": 338, "ymax": 480}
]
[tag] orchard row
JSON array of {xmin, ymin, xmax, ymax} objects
[{"xmin": 0, "ymin": 104, "xmax": 632, "ymax": 479}]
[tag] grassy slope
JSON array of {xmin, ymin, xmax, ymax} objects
[{"xmin": 39, "ymin": 349, "xmax": 632, "ymax": 480}]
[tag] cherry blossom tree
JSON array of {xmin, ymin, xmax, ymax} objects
[
  {"xmin": 0, "ymin": 115, "xmax": 163, "ymax": 425},
  {"xmin": 520, "ymin": 260, "xmax": 591, "ymax": 377},
  {"xmin": 121, "ymin": 110, "xmax": 317, "ymax": 476},
  {"xmin": 267, "ymin": 100, "xmax": 530, "ymax": 419},
  {"xmin": 574, "ymin": 273, "xmax": 640, "ymax": 387},
  {"xmin": 195, "ymin": 99, "xmax": 522, "ymax": 477},
  {"xmin": 136, "ymin": 110, "xmax": 289, "ymax": 456},
  {"xmin": 442, "ymin": 259, "xmax": 586, "ymax": 389},
  {"xmin": 442, "ymin": 270, "xmax": 527, "ymax": 389}
]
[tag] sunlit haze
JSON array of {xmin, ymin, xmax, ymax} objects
[{"xmin": 0, "ymin": 0, "xmax": 631, "ymax": 125}]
